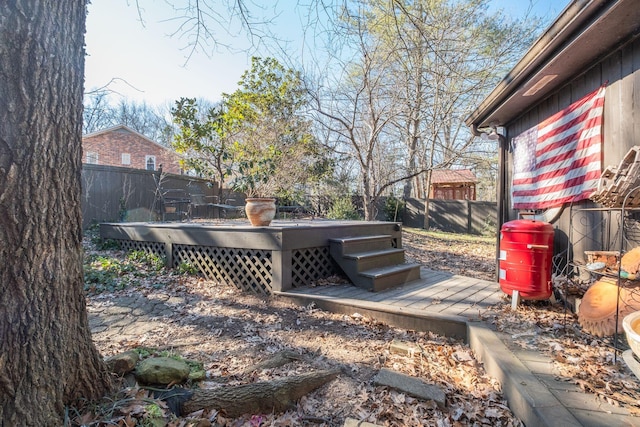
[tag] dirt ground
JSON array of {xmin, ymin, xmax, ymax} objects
[
  {"xmin": 80, "ymin": 227, "xmax": 640, "ymax": 426},
  {"xmin": 402, "ymin": 228, "xmax": 496, "ymax": 282}
]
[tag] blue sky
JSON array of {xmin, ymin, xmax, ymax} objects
[{"xmin": 84, "ymin": 0, "xmax": 571, "ymax": 106}]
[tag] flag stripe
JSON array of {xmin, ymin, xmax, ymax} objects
[
  {"xmin": 537, "ymin": 108, "xmax": 604, "ymax": 160},
  {"xmin": 513, "ymin": 169, "xmax": 601, "ymax": 197},
  {"xmin": 511, "ymin": 86, "xmax": 605, "ymax": 210},
  {"xmin": 512, "ymin": 135, "xmax": 602, "ymax": 187}
]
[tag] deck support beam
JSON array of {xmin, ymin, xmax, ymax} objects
[{"xmin": 272, "ymin": 249, "xmax": 293, "ymax": 292}]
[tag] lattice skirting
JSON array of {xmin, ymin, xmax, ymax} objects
[
  {"xmin": 114, "ymin": 239, "xmax": 337, "ymax": 295},
  {"xmin": 117, "ymin": 239, "xmax": 166, "ymax": 258},
  {"xmin": 292, "ymin": 246, "xmax": 335, "ymax": 287},
  {"xmin": 174, "ymin": 244, "xmax": 273, "ymax": 295}
]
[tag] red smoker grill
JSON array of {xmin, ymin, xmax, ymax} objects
[{"xmin": 499, "ymin": 219, "xmax": 554, "ymax": 300}]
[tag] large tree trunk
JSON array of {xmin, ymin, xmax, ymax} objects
[{"xmin": 0, "ymin": 2, "xmax": 112, "ymax": 425}]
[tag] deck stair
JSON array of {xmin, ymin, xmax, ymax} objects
[{"xmin": 329, "ymin": 234, "xmax": 421, "ymax": 291}]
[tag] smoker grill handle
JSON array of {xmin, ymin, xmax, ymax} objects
[{"xmin": 527, "ymin": 244, "xmax": 548, "ymax": 250}]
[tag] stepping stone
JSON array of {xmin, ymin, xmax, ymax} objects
[
  {"xmin": 389, "ymin": 340, "xmax": 420, "ymax": 356},
  {"xmin": 343, "ymin": 418, "xmax": 382, "ymax": 427},
  {"xmin": 105, "ymin": 350, "xmax": 139, "ymax": 375},
  {"xmin": 372, "ymin": 368, "xmax": 446, "ymax": 408}
]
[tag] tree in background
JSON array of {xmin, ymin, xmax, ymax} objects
[
  {"xmin": 83, "ymin": 91, "xmax": 174, "ymax": 146},
  {"xmin": 173, "ymin": 57, "xmax": 332, "ymax": 201},
  {"xmin": 309, "ymin": 4, "xmax": 405, "ymax": 220},
  {"xmin": 172, "ymin": 97, "xmax": 235, "ymax": 201},
  {"xmin": 308, "ymin": 0, "xmax": 539, "ymax": 220},
  {"xmin": 113, "ymin": 99, "xmax": 174, "ymax": 146},
  {"xmin": 227, "ymin": 57, "xmax": 330, "ymax": 199},
  {"xmin": 382, "ymin": 0, "xmax": 539, "ymax": 226},
  {"xmin": 83, "ymin": 0, "xmax": 540, "ymax": 211},
  {"xmin": 83, "ymin": 88, "xmax": 116, "ymax": 135},
  {"xmin": 0, "ymin": 2, "xmax": 113, "ymax": 424}
]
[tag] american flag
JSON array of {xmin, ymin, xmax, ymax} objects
[{"xmin": 511, "ymin": 85, "xmax": 606, "ymax": 210}]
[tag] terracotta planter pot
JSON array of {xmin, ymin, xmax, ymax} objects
[{"xmin": 245, "ymin": 198, "xmax": 276, "ymax": 226}]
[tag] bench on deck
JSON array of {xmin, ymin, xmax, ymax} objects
[
  {"xmin": 277, "ymin": 205, "xmax": 312, "ymax": 219},
  {"xmin": 187, "ymin": 193, "xmax": 245, "ymax": 219}
]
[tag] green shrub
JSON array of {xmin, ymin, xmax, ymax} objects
[
  {"xmin": 383, "ymin": 196, "xmax": 405, "ymax": 222},
  {"xmin": 327, "ymin": 196, "xmax": 361, "ymax": 220},
  {"xmin": 83, "ymin": 251, "xmax": 166, "ymax": 295},
  {"xmin": 177, "ymin": 262, "xmax": 199, "ymax": 275},
  {"xmin": 96, "ymin": 239, "xmax": 121, "ymax": 251},
  {"xmin": 84, "ymin": 224, "xmax": 120, "ymax": 250},
  {"xmin": 127, "ymin": 250, "xmax": 165, "ymax": 271},
  {"xmin": 83, "ymin": 255, "xmax": 132, "ymax": 294}
]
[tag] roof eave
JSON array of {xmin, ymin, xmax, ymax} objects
[{"xmin": 465, "ymin": 0, "xmax": 626, "ymax": 129}]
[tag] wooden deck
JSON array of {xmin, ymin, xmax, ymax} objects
[
  {"xmin": 100, "ymin": 219, "xmax": 404, "ymax": 294},
  {"xmin": 100, "ymin": 220, "xmax": 504, "ymax": 337},
  {"xmin": 277, "ymin": 268, "xmax": 503, "ymax": 339},
  {"xmin": 286, "ymin": 268, "xmax": 501, "ymax": 317}
]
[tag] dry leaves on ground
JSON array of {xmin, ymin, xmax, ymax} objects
[
  {"xmin": 402, "ymin": 228, "xmax": 496, "ymax": 281},
  {"xmin": 482, "ymin": 300, "xmax": 640, "ymax": 415},
  {"xmin": 86, "ymin": 275, "xmax": 522, "ymax": 426},
  {"xmin": 403, "ymin": 228, "xmax": 640, "ymax": 414},
  {"xmin": 82, "ymin": 230, "xmax": 522, "ymax": 426}
]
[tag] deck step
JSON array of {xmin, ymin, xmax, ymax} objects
[
  {"xmin": 329, "ymin": 235, "xmax": 394, "ymax": 255},
  {"xmin": 359, "ymin": 263, "xmax": 422, "ymax": 291},
  {"xmin": 343, "ymin": 248, "xmax": 406, "ymax": 272},
  {"xmin": 329, "ymin": 233, "xmax": 419, "ymax": 292}
]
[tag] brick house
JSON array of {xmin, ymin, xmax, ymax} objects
[
  {"xmin": 430, "ymin": 169, "xmax": 477, "ymax": 200},
  {"xmin": 82, "ymin": 125, "xmax": 182, "ymax": 174}
]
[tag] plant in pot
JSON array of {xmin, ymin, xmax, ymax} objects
[
  {"xmin": 223, "ymin": 57, "xmax": 331, "ymax": 225},
  {"xmin": 232, "ymin": 149, "xmax": 280, "ymax": 226}
]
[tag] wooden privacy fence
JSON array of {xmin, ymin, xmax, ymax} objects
[
  {"xmin": 81, "ymin": 164, "xmax": 496, "ymax": 235},
  {"xmin": 401, "ymin": 198, "xmax": 497, "ymax": 235},
  {"xmin": 81, "ymin": 164, "xmax": 219, "ymax": 229}
]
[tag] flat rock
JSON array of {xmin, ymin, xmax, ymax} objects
[
  {"xmin": 372, "ymin": 368, "xmax": 446, "ymax": 408},
  {"xmin": 105, "ymin": 350, "xmax": 140, "ymax": 375},
  {"xmin": 135, "ymin": 357, "xmax": 190, "ymax": 385},
  {"xmin": 389, "ymin": 340, "xmax": 419, "ymax": 356},
  {"xmin": 343, "ymin": 418, "xmax": 382, "ymax": 427}
]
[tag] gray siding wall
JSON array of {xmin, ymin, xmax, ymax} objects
[{"xmin": 504, "ymin": 35, "xmax": 640, "ymax": 262}]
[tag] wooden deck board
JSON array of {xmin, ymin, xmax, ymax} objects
[
  {"xmin": 390, "ymin": 277, "xmax": 470, "ymax": 308},
  {"xmin": 364, "ymin": 280, "xmax": 433, "ymax": 302},
  {"xmin": 454, "ymin": 293, "xmax": 504, "ymax": 316},
  {"xmin": 435, "ymin": 291, "xmax": 500, "ymax": 316},
  {"xmin": 301, "ymin": 284, "xmax": 364, "ymax": 298},
  {"xmin": 407, "ymin": 279, "xmax": 496, "ymax": 311},
  {"xmin": 283, "ymin": 269, "xmax": 501, "ymax": 321},
  {"xmin": 378, "ymin": 272, "xmax": 453, "ymax": 305},
  {"xmin": 458, "ymin": 283, "xmax": 502, "ymax": 305}
]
